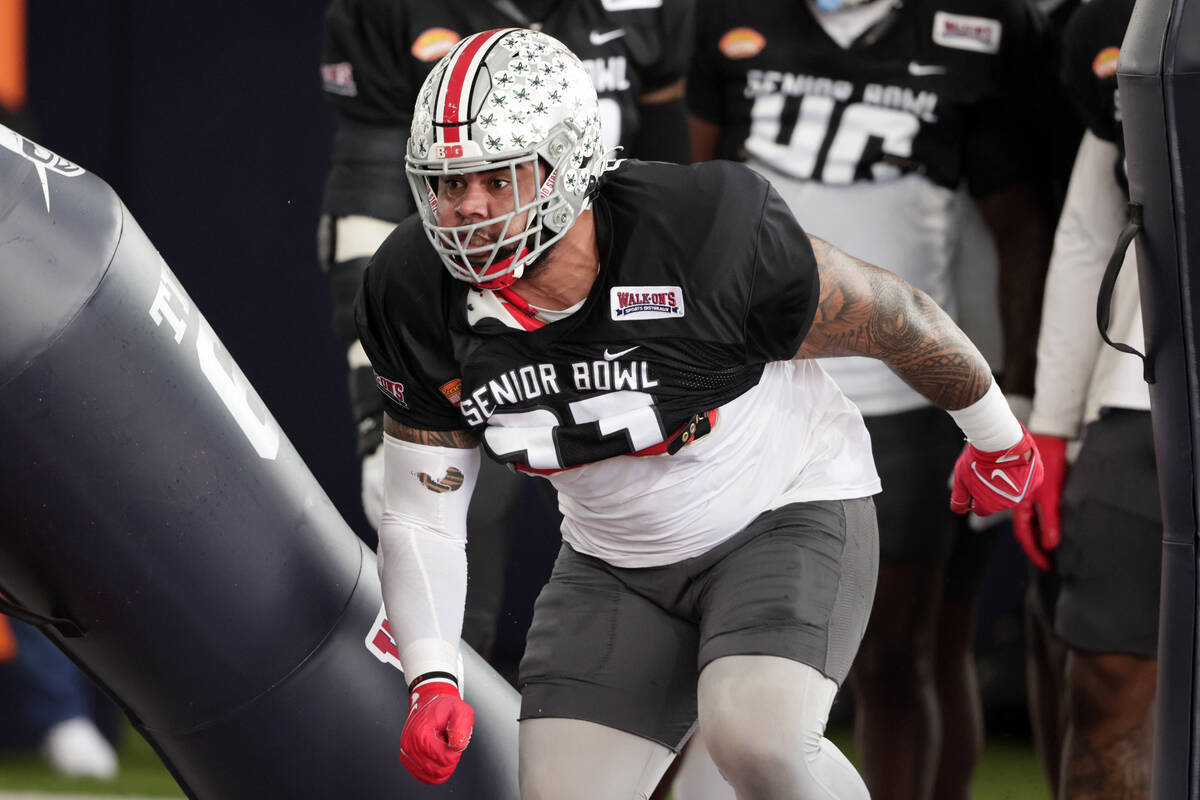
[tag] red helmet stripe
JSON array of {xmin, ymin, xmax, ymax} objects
[{"xmin": 437, "ymin": 28, "xmax": 512, "ymax": 145}]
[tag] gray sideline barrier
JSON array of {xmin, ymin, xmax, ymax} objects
[
  {"xmin": 0, "ymin": 125, "xmax": 519, "ymax": 799},
  {"xmin": 1117, "ymin": 0, "xmax": 1200, "ymax": 797}
]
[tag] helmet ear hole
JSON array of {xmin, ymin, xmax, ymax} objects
[
  {"xmin": 546, "ymin": 133, "xmax": 572, "ymax": 160},
  {"xmin": 549, "ymin": 209, "xmax": 572, "ymax": 230}
]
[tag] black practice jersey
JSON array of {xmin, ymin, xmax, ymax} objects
[
  {"xmin": 322, "ymin": 0, "xmax": 693, "ymax": 155},
  {"xmin": 689, "ymin": 0, "xmax": 1050, "ymax": 194},
  {"xmin": 355, "ymin": 160, "xmax": 819, "ymax": 471},
  {"xmin": 1059, "ymin": 0, "xmax": 1133, "ymax": 193}
]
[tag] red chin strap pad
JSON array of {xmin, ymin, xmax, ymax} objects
[{"xmin": 470, "ymin": 248, "xmax": 529, "ymax": 291}]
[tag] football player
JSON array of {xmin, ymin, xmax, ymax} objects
[
  {"xmin": 688, "ymin": 1, "xmax": 1056, "ymax": 797},
  {"xmin": 355, "ymin": 28, "xmax": 1043, "ymax": 798},
  {"xmin": 316, "ymin": 0, "xmax": 694, "ymax": 661},
  {"xmin": 1014, "ymin": 0, "xmax": 1159, "ymax": 796}
]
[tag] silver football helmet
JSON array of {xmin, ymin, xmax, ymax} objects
[{"xmin": 406, "ymin": 28, "xmax": 608, "ymax": 288}]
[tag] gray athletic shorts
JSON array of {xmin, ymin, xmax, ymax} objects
[
  {"xmin": 517, "ymin": 498, "xmax": 878, "ymax": 750},
  {"xmin": 864, "ymin": 406, "xmax": 963, "ymax": 564},
  {"xmin": 1055, "ymin": 409, "xmax": 1162, "ymax": 658}
]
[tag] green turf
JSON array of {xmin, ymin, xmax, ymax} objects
[
  {"xmin": 0, "ymin": 720, "xmax": 183, "ymax": 797},
  {"xmin": 971, "ymin": 736, "xmax": 1052, "ymax": 800},
  {"xmin": 827, "ymin": 728, "xmax": 1051, "ymax": 800},
  {"xmin": 0, "ymin": 721, "xmax": 1048, "ymax": 799}
]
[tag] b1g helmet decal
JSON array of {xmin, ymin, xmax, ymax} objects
[{"xmin": 406, "ymin": 28, "xmax": 608, "ymax": 288}]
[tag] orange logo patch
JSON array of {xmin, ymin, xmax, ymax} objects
[
  {"xmin": 439, "ymin": 378, "xmax": 463, "ymax": 406},
  {"xmin": 412, "ymin": 28, "xmax": 461, "ymax": 62},
  {"xmin": 1092, "ymin": 46, "xmax": 1120, "ymax": 78},
  {"xmin": 719, "ymin": 27, "xmax": 765, "ymax": 60}
]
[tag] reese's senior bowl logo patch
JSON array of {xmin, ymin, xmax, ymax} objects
[
  {"xmin": 1093, "ymin": 46, "xmax": 1120, "ymax": 78},
  {"xmin": 610, "ymin": 285, "xmax": 685, "ymax": 320},
  {"xmin": 439, "ymin": 378, "xmax": 463, "ymax": 406},
  {"xmin": 719, "ymin": 27, "xmax": 766, "ymax": 59},
  {"xmin": 932, "ymin": 12, "xmax": 1002, "ymax": 54},
  {"xmin": 412, "ymin": 28, "xmax": 461, "ymax": 62}
]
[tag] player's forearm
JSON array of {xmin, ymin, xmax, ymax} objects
[
  {"xmin": 882, "ymin": 286, "xmax": 994, "ymax": 410},
  {"xmin": 378, "ymin": 514, "xmax": 468, "ymax": 680},
  {"xmin": 798, "ymin": 236, "xmax": 993, "ymax": 411}
]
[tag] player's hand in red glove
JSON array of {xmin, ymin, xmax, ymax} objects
[
  {"xmin": 1012, "ymin": 434, "xmax": 1068, "ymax": 570},
  {"xmin": 398, "ymin": 673, "xmax": 474, "ymax": 784},
  {"xmin": 950, "ymin": 425, "xmax": 1045, "ymax": 517}
]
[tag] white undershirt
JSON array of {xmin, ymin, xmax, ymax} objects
[
  {"xmin": 530, "ymin": 298, "xmax": 586, "ymax": 323},
  {"xmin": 547, "ymin": 360, "xmax": 881, "ymax": 567}
]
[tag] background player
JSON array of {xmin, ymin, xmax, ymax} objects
[
  {"xmin": 317, "ymin": 0, "xmax": 694, "ymax": 666},
  {"xmin": 687, "ymin": 1, "xmax": 1055, "ymax": 797},
  {"xmin": 0, "ymin": 616, "xmax": 118, "ymax": 780},
  {"xmin": 355, "ymin": 28, "xmax": 1043, "ymax": 799},
  {"xmin": 1014, "ymin": 0, "xmax": 1159, "ymax": 795}
]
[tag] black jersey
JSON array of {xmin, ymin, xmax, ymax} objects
[
  {"xmin": 355, "ymin": 160, "xmax": 818, "ymax": 472},
  {"xmin": 688, "ymin": 0, "xmax": 1049, "ymax": 195},
  {"xmin": 322, "ymin": 0, "xmax": 693, "ymax": 155},
  {"xmin": 1059, "ymin": 0, "xmax": 1133, "ymax": 192}
]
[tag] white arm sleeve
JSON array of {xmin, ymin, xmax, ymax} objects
[
  {"xmin": 1029, "ymin": 131, "xmax": 1126, "ymax": 439},
  {"xmin": 376, "ymin": 432, "xmax": 481, "ymax": 685}
]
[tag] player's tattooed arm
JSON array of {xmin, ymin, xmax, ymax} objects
[
  {"xmin": 384, "ymin": 414, "xmax": 481, "ymax": 449},
  {"xmin": 795, "ymin": 235, "xmax": 993, "ymax": 410}
]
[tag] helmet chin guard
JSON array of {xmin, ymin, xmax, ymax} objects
[{"xmin": 405, "ymin": 28, "xmax": 609, "ymax": 286}]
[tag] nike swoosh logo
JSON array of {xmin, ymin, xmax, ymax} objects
[
  {"xmin": 603, "ymin": 345, "xmax": 640, "ymax": 360},
  {"xmin": 907, "ymin": 61, "xmax": 947, "ymax": 77},
  {"xmin": 590, "ymin": 28, "xmax": 626, "ymax": 46},
  {"xmin": 970, "ymin": 460, "xmax": 1035, "ymax": 503},
  {"xmin": 990, "ymin": 468, "xmax": 1020, "ymax": 493}
]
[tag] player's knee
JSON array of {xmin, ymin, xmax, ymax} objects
[
  {"xmin": 1067, "ymin": 652, "xmax": 1157, "ymax": 728},
  {"xmin": 706, "ymin": 730, "xmax": 863, "ymax": 800},
  {"xmin": 703, "ymin": 727, "xmax": 800, "ymax": 796},
  {"xmin": 701, "ymin": 693, "xmax": 822, "ymax": 796},
  {"xmin": 849, "ymin": 642, "xmax": 935, "ymax": 699}
]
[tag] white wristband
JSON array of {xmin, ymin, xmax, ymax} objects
[
  {"xmin": 400, "ymin": 638, "xmax": 463, "ymax": 691},
  {"xmin": 946, "ymin": 381, "xmax": 1024, "ymax": 452}
]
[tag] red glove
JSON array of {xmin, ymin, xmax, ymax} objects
[
  {"xmin": 398, "ymin": 674, "xmax": 475, "ymax": 784},
  {"xmin": 950, "ymin": 425, "xmax": 1045, "ymax": 517},
  {"xmin": 1012, "ymin": 434, "xmax": 1068, "ymax": 570}
]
